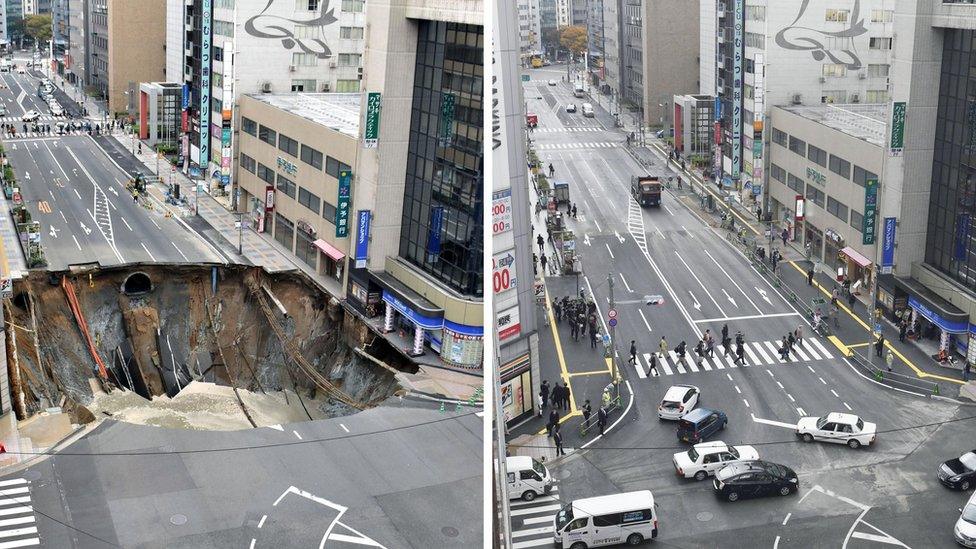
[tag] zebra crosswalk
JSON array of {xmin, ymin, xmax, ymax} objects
[
  {"xmin": 535, "ymin": 142, "xmax": 621, "ymax": 150},
  {"xmin": 534, "ymin": 127, "xmax": 603, "ymax": 133},
  {"xmin": 509, "ymin": 486, "xmax": 561, "ymax": 549},
  {"xmin": 632, "ymin": 338, "xmax": 835, "ymax": 379},
  {"xmin": 5, "ymin": 130, "xmax": 88, "ymax": 140},
  {"xmin": 0, "ymin": 115, "xmax": 64, "ymax": 123},
  {"xmin": 0, "ymin": 477, "xmax": 41, "ymax": 548}
]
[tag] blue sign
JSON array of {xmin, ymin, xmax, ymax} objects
[
  {"xmin": 908, "ymin": 296, "xmax": 969, "ymax": 334},
  {"xmin": 881, "ymin": 217, "xmax": 896, "ymax": 271},
  {"xmin": 354, "ymin": 210, "xmax": 371, "ymax": 269},
  {"xmin": 752, "ymin": 184, "xmax": 762, "ymax": 196},
  {"xmin": 181, "ymin": 83, "xmax": 189, "ymax": 110},
  {"xmin": 381, "ymin": 291, "xmax": 443, "ymax": 330},
  {"xmin": 608, "ymin": 318, "xmax": 617, "ymax": 327},
  {"xmin": 955, "ymin": 213, "xmax": 971, "ymax": 261},
  {"xmin": 427, "ymin": 206, "xmax": 444, "ymax": 256},
  {"xmin": 714, "ymin": 97, "xmax": 722, "ymax": 120}
]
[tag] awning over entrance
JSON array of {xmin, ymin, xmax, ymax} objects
[
  {"xmin": 374, "ymin": 271, "xmax": 445, "ymax": 330},
  {"xmin": 313, "ymin": 239, "xmax": 345, "ymax": 262},
  {"xmin": 893, "ymin": 276, "xmax": 969, "ymax": 334},
  {"xmin": 840, "ymin": 246, "xmax": 872, "ymax": 268}
]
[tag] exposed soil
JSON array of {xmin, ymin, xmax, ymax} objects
[{"xmin": 7, "ymin": 265, "xmax": 403, "ymax": 430}]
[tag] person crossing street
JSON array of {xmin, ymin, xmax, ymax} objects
[
  {"xmin": 646, "ymin": 353, "xmax": 658, "ymax": 377},
  {"xmin": 629, "ymin": 340, "xmax": 637, "ymax": 366},
  {"xmin": 658, "ymin": 336, "xmax": 668, "ymax": 359}
]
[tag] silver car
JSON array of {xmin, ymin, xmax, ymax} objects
[{"xmin": 956, "ymin": 490, "xmax": 976, "ymax": 547}]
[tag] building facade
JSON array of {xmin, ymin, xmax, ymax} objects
[
  {"xmin": 555, "ymin": 0, "xmax": 569, "ymax": 28},
  {"xmin": 52, "ymin": 0, "xmax": 67, "ymax": 62},
  {"xmin": 673, "ymin": 93, "xmax": 715, "ymax": 159},
  {"xmin": 106, "ymin": 0, "xmax": 166, "ymax": 116},
  {"xmin": 164, "ymin": 0, "xmax": 183, "ymax": 82},
  {"xmin": 586, "ymin": 0, "xmax": 603, "ymax": 60},
  {"xmin": 138, "ymin": 82, "xmax": 182, "ymax": 149},
  {"xmin": 6, "ymin": 0, "xmax": 21, "ymax": 49},
  {"xmin": 517, "ymin": 0, "xmax": 542, "ymax": 61},
  {"xmin": 539, "ymin": 0, "xmax": 556, "ymax": 57},
  {"xmin": 85, "ymin": 0, "xmax": 107, "ymax": 98},
  {"xmin": 65, "ymin": 0, "xmax": 85, "ymax": 85}
]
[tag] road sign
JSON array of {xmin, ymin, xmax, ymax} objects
[
  {"xmin": 875, "ymin": 323, "xmax": 882, "ymax": 333},
  {"xmin": 608, "ymin": 318, "xmax": 617, "ymax": 327},
  {"xmin": 608, "ymin": 309, "xmax": 617, "ymax": 319},
  {"xmin": 602, "ymin": 334, "xmax": 611, "ymax": 345},
  {"xmin": 521, "ymin": 74, "xmax": 530, "ymax": 82}
]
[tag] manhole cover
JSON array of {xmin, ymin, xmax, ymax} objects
[
  {"xmin": 170, "ymin": 514, "xmax": 187, "ymax": 526},
  {"xmin": 557, "ymin": 469, "xmax": 572, "ymax": 480},
  {"xmin": 696, "ymin": 512, "xmax": 713, "ymax": 522},
  {"xmin": 22, "ymin": 471, "xmax": 40, "ymax": 481},
  {"xmin": 441, "ymin": 526, "xmax": 459, "ymax": 538}
]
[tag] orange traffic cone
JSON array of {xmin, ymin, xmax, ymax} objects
[{"xmin": 0, "ymin": 443, "xmax": 7, "ymax": 454}]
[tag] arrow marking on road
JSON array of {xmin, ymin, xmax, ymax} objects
[
  {"xmin": 749, "ymin": 414, "xmax": 797, "ymax": 430},
  {"xmin": 79, "ymin": 221, "xmax": 91, "ymax": 235},
  {"xmin": 109, "ymin": 186, "xmax": 118, "ymax": 196},
  {"xmin": 48, "ymin": 226, "xmax": 58, "ymax": 238},
  {"xmin": 584, "ymin": 234, "xmax": 591, "ymax": 246},
  {"xmin": 689, "ymin": 291, "xmax": 701, "ymax": 311},
  {"xmin": 614, "ymin": 230, "xmax": 625, "ymax": 244},
  {"xmin": 755, "ymin": 286, "xmax": 772, "ymax": 305},
  {"xmin": 23, "ymin": 171, "xmax": 28, "ymax": 180},
  {"xmin": 722, "ymin": 288, "xmax": 737, "ymax": 307}
]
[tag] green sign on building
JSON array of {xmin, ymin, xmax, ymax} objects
[
  {"xmin": 890, "ymin": 102, "xmax": 906, "ymax": 155},
  {"xmin": 440, "ymin": 93, "xmax": 456, "ymax": 147},
  {"xmin": 863, "ymin": 178, "xmax": 879, "ymax": 245},
  {"xmin": 336, "ymin": 170, "xmax": 352, "ymax": 238},
  {"xmin": 364, "ymin": 92, "xmax": 381, "ymax": 149}
]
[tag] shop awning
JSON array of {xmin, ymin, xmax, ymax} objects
[
  {"xmin": 840, "ymin": 246, "xmax": 872, "ymax": 268},
  {"xmin": 893, "ymin": 276, "xmax": 970, "ymax": 334},
  {"xmin": 313, "ymin": 239, "xmax": 345, "ymax": 261}
]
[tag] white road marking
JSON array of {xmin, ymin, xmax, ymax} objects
[
  {"xmin": 293, "ymin": 430, "xmax": 302, "ymax": 440},
  {"xmin": 604, "ymin": 242, "xmax": 614, "ymax": 259},
  {"xmin": 675, "ymin": 250, "xmax": 725, "ymax": 316},
  {"xmin": 638, "ymin": 309, "xmax": 652, "ymax": 332},
  {"xmin": 148, "ymin": 215, "xmax": 161, "ymax": 230},
  {"xmin": 120, "ymin": 217, "xmax": 132, "ymax": 231},
  {"xmin": 249, "ymin": 539, "xmax": 256, "ymax": 549},
  {"xmin": 819, "ymin": 377, "xmax": 827, "ymax": 385},
  {"xmin": 844, "ymin": 402, "xmax": 852, "ymax": 411},
  {"xmin": 140, "ymin": 242, "xmax": 157, "ymax": 262},
  {"xmin": 72, "ymin": 188, "xmax": 81, "ymax": 200},
  {"xmin": 663, "ymin": 204, "xmax": 675, "ymax": 216},
  {"xmin": 797, "ymin": 408, "xmax": 806, "ymax": 416},
  {"xmin": 703, "ymin": 248, "xmax": 761, "ymax": 312},
  {"xmin": 339, "ymin": 424, "xmax": 349, "ymax": 433},
  {"xmin": 71, "ymin": 235, "xmax": 81, "ymax": 250},
  {"xmin": 750, "ymin": 414, "xmax": 797, "ymax": 430},
  {"xmin": 734, "ymin": 385, "xmax": 741, "ymax": 393},
  {"xmin": 808, "ymin": 365, "xmax": 816, "ymax": 373},
  {"xmin": 783, "ymin": 513, "xmax": 791, "ymax": 526},
  {"xmin": 267, "ymin": 424, "xmax": 283, "ymax": 431},
  {"xmin": 787, "ymin": 394, "xmax": 795, "ymax": 403},
  {"xmin": 692, "ymin": 312, "xmax": 801, "ymax": 323},
  {"xmin": 656, "ymin": 227, "xmax": 665, "ymax": 239},
  {"xmin": 172, "ymin": 241, "xmax": 189, "ymax": 261},
  {"xmin": 619, "ymin": 272, "xmax": 632, "ymax": 292},
  {"xmin": 59, "ymin": 211, "xmax": 66, "ymax": 223},
  {"xmin": 849, "ymin": 532, "xmax": 906, "ymax": 546},
  {"xmin": 257, "ymin": 515, "xmax": 267, "ymax": 528},
  {"xmin": 593, "ymin": 218, "xmax": 602, "ymax": 233},
  {"xmin": 742, "ymin": 399, "xmax": 749, "ymax": 408},
  {"xmin": 776, "ymin": 381, "xmax": 784, "ymax": 389},
  {"xmin": 726, "ymin": 373, "xmax": 733, "ymax": 381},
  {"xmin": 511, "ymin": 504, "xmax": 562, "ymax": 517},
  {"xmin": 830, "ymin": 389, "xmax": 839, "ymax": 397}
]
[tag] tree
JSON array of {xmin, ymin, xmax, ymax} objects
[
  {"xmin": 559, "ymin": 25, "xmax": 587, "ymax": 60},
  {"xmin": 24, "ymin": 15, "xmax": 52, "ymax": 46},
  {"xmin": 7, "ymin": 18, "xmax": 25, "ymax": 47},
  {"xmin": 542, "ymin": 27, "xmax": 562, "ymax": 52}
]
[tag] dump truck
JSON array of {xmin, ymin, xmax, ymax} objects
[{"xmin": 631, "ymin": 175, "xmax": 662, "ymax": 207}]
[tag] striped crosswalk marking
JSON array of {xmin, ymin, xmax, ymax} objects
[
  {"xmin": 633, "ymin": 356, "xmax": 647, "ymax": 379},
  {"xmin": 699, "ymin": 356, "xmax": 713, "ymax": 371},
  {"xmin": 743, "ymin": 344, "xmax": 761, "ymax": 365},
  {"xmin": 631, "ymin": 338, "xmax": 836, "ymax": 378},
  {"xmin": 683, "ymin": 354, "xmax": 699, "ymax": 373},
  {"xmin": 648, "ymin": 353, "xmax": 672, "ymax": 376},
  {"xmin": 510, "ymin": 486, "xmax": 561, "ymax": 549},
  {"xmin": 793, "ymin": 344, "xmax": 810, "ymax": 361},
  {"xmin": 668, "ymin": 351, "xmax": 686, "ymax": 374},
  {"xmin": 810, "ymin": 338, "xmax": 833, "ymax": 358},
  {"xmin": 511, "ymin": 504, "xmax": 561, "ymax": 517},
  {"xmin": 0, "ymin": 479, "xmax": 39, "ymax": 549},
  {"xmin": 764, "ymin": 342, "xmax": 785, "ymax": 363},
  {"xmin": 801, "ymin": 340, "xmax": 821, "ymax": 360}
]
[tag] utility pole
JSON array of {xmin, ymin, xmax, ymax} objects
[
  {"xmin": 236, "ymin": 212, "xmax": 245, "ymax": 255},
  {"xmin": 493, "ymin": 350, "xmax": 513, "ymax": 548},
  {"xmin": 608, "ymin": 272, "xmax": 619, "ymax": 390}
]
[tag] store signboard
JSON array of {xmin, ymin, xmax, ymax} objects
[
  {"xmin": 364, "ymin": 92, "xmax": 381, "ymax": 148},
  {"xmin": 890, "ymin": 102, "xmax": 906, "ymax": 156},
  {"xmin": 198, "ymin": 0, "xmax": 213, "ymax": 166},
  {"xmin": 492, "ymin": 188, "xmax": 513, "ymax": 235},
  {"xmin": 863, "ymin": 179, "xmax": 879, "ymax": 245},
  {"xmin": 731, "ymin": 0, "xmax": 744, "ymax": 177},
  {"xmin": 336, "ymin": 170, "xmax": 352, "ymax": 238},
  {"xmin": 881, "ymin": 217, "xmax": 896, "ymax": 274},
  {"xmin": 355, "ymin": 210, "xmax": 371, "ymax": 268}
]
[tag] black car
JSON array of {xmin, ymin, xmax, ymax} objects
[
  {"xmin": 712, "ymin": 460, "xmax": 798, "ymax": 502},
  {"xmin": 939, "ymin": 450, "xmax": 976, "ymax": 490}
]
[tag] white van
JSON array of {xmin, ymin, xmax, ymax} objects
[
  {"xmin": 554, "ymin": 490, "xmax": 658, "ymax": 548},
  {"xmin": 582, "ymin": 103, "xmax": 594, "ymax": 117},
  {"xmin": 506, "ymin": 456, "xmax": 553, "ymax": 501}
]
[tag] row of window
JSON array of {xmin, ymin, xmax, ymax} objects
[
  {"xmin": 242, "ymin": 116, "xmax": 350, "ymax": 176},
  {"xmin": 242, "ymin": 154, "xmax": 341, "ymax": 226},
  {"xmin": 825, "ymin": 9, "xmax": 892, "ymax": 23},
  {"xmin": 773, "ymin": 128, "xmax": 877, "ymax": 186},
  {"xmin": 772, "ymin": 162, "xmax": 864, "ymax": 232}
]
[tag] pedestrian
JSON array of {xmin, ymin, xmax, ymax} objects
[
  {"xmin": 658, "ymin": 336, "xmax": 668, "ymax": 358},
  {"xmin": 590, "ymin": 327, "xmax": 598, "ymax": 349},
  {"xmin": 647, "ymin": 353, "xmax": 658, "ymax": 377},
  {"xmin": 705, "ymin": 334, "xmax": 715, "ymax": 358},
  {"xmin": 831, "ymin": 304, "xmax": 840, "ymax": 328},
  {"xmin": 875, "ymin": 334, "xmax": 885, "ymax": 358},
  {"xmin": 721, "ymin": 324, "xmax": 728, "ymax": 344},
  {"xmin": 532, "ymin": 253, "xmax": 538, "ymax": 276},
  {"xmin": 547, "ymin": 409, "xmax": 559, "ymax": 437},
  {"xmin": 779, "ymin": 336, "xmax": 791, "ymax": 361},
  {"xmin": 597, "ymin": 406, "xmax": 608, "ymax": 435},
  {"xmin": 787, "ymin": 331, "xmax": 797, "ymax": 357},
  {"xmin": 540, "ymin": 254, "xmax": 548, "ymax": 275},
  {"xmin": 548, "ymin": 163, "xmax": 555, "ymax": 177},
  {"xmin": 537, "ymin": 234, "xmax": 544, "ymax": 254},
  {"xmin": 807, "ymin": 267, "xmax": 814, "ymax": 286},
  {"xmin": 794, "ymin": 325, "xmax": 803, "ymax": 345},
  {"xmin": 133, "ymin": 193, "xmax": 139, "ymax": 203},
  {"xmin": 570, "ymin": 317, "xmax": 579, "ymax": 341},
  {"xmin": 571, "ymin": 203, "xmax": 577, "ymax": 219},
  {"xmin": 965, "ymin": 362, "xmax": 971, "ymax": 382},
  {"xmin": 540, "ymin": 380, "xmax": 550, "ymax": 409},
  {"xmin": 782, "ymin": 227, "xmax": 789, "ymax": 246},
  {"xmin": 582, "ymin": 400, "xmax": 592, "ymax": 424},
  {"xmin": 885, "ymin": 349, "xmax": 894, "ymax": 372},
  {"xmin": 722, "ymin": 333, "xmax": 732, "ymax": 356},
  {"xmin": 537, "ymin": 393, "xmax": 543, "ymax": 417},
  {"xmin": 693, "ymin": 339, "xmax": 705, "ymax": 366},
  {"xmin": 756, "ymin": 206, "xmax": 763, "ymax": 223},
  {"xmin": 899, "ymin": 319, "xmax": 908, "ymax": 343},
  {"xmin": 735, "ymin": 340, "xmax": 746, "ymax": 365},
  {"xmin": 848, "ymin": 291, "xmax": 857, "ymax": 309},
  {"xmin": 675, "ymin": 340, "xmax": 687, "ymax": 360},
  {"xmin": 553, "ymin": 428, "xmax": 565, "ymax": 456},
  {"xmin": 562, "ymin": 382, "xmax": 571, "ymax": 411},
  {"xmin": 629, "ymin": 340, "xmax": 637, "ymax": 366},
  {"xmin": 553, "ymin": 300, "xmax": 562, "ymax": 323},
  {"xmin": 831, "ymin": 288, "xmax": 839, "ymax": 308},
  {"xmin": 578, "ymin": 312, "xmax": 587, "ymax": 338}
]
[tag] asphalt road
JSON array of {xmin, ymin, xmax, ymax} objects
[{"xmin": 512, "ymin": 67, "xmax": 969, "ymax": 548}]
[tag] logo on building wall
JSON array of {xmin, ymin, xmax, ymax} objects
[
  {"xmin": 244, "ymin": 0, "xmax": 338, "ymax": 58},
  {"xmin": 774, "ymin": 0, "xmax": 868, "ymax": 70}
]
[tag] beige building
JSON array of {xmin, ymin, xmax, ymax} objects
[
  {"xmin": 106, "ymin": 0, "xmax": 166, "ymax": 117},
  {"xmin": 235, "ymin": 93, "xmax": 360, "ymax": 294}
]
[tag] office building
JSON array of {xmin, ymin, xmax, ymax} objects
[
  {"xmin": 164, "ymin": 0, "xmax": 183, "ymax": 82},
  {"xmin": 52, "ymin": 0, "xmax": 67, "ymax": 63},
  {"xmin": 6, "ymin": 0, "xmax": 21, "ymax": 49},
  {"xmin": 539, "ymin": 0, "xmax": 556, "ymax": 56},
  {"xmin": 65, "ymin": 0, "xmax": 85, "ymax": 85},
  {"xmin": 517, "ymin": 0, "xmax": 542, "ymax": 61},
  {"xmin": 556, "ymin": 0, "xmax": 569, "ymax": 27},
  {"xmin": 673, "ymin": 93, "xmax": 715, "ymax": 160},
  {"xmin": 586, "ymin": 0, "xmax": 603, "ymax": 62},
  {"xmin": 138, "ymin": 82, "xmax": 183, "ymax": 149},
  {"xmin": 104, "ymin": 0, "xmax": 166, "ymax": 116}
]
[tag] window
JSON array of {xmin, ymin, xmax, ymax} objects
[
  {"xmin": 807, "ymin": 144, "xmax": 827, "ymax": 167},
  {"xmin": 867, "ymin": 64, "xmax": 890, "ymax": 78},
  {"xmin": 240, "ymin": 153, "xmax": 256, "ymax": 173},
  {"xmin": 789, "ymin": 135, "xmax": 806, "ymax": 156},
  {"xmin": 788, "ymin": 173, "xmax": 805, "ymax": 193},
  {"xmin": 291, "ymin": 79, "xmax": 317, "ymax": 92},
  {"xmin": 621, "ymin": 510, "xmax": 653, "ymax": 524},
  {"xmin": 298, "ymin": 187, "xmax": 321, "ymax": 213},
  {"xmin": 258, "ymin": 125, "xmax": 277, "ymax": 146},
  {"xmin": 274, "ymin": 213, "xmax": 294, "ymax": 250},
  {"xmin": 806, "ymin": 186, "xmax": 825, "ymax": 208},
  {"xmin": 771, "ymin": 163, "xmax": 786, "ymax": 183},
  {"xmin": 567, "ymin": 519, "xmax": 588, "ymax": 532},
  {"xmin": 322, "ymin": 201, "xmax": 337, "ymax": 224},
  {"xmin": 325, "ymin": 156, "xmax": 351, "ymax": 178},
  {"xmin": 257, "ymin": 163, "xmax": 275, "ymax": 185},
  {"xmin": 870, "ymin": 37, "xmax": 892, "ymax": 50},
  {"xmin": 826, "ymin": 9, "xmax": 849, "ymax": 22},
  {"xmin": 822, "ymin": 63, "xmax": 847, "ymax": 77},
  {"xmin": 745, "ymin": 32, "xmax": 764, "ymax": 49},
  {"xmin": 335, "ymin": 79, "xmax": 360, "ymax": 92},
  {"xmin": 772, "ymin": 128, "xmax": 788, "ymax": 147},
  {"xmin": 822, "ymin": 90, "xmax": 847, "ymax": 103},
  {"xmin": 296, "ymin": 0, "xmax": 319, "ymax": 10},
  {"xmin": 242, "ymin": 117, "xmax": 257, "ymax": 136},
  {"xmin": 827, "ymin": 196, "xmax": 849, "ymax": 221},
  {"xmin": 276, "ymin": 174, "xmax": 296, "ymax": 198},
  {"xmin": 292, "ymin": 52, "xmax": 318, "ymax": 66},
  {"xmin": 338, "ymin": 53, "xmax": 361, "ymax": 67},
  {"xmin": 853, "ymin": 166, "xmax": 878, "ymax": 188},
  {"xmin": 300, "ymin": 145, "xmax": 323, "ymax": 169},
  {"xmin": 851, "ymin": 210, "xmax": 863, "ymax": 232},
  {"xmin": 213, "ymin": 20, "xmax": 234, "ymax": 36},
  {"xmin": 593, "ymin": 514, "xmax": 621, "ymax": 527},
  {"xmin": 871, "ymin": 9, "xmax": 893, "ymax": 22},
  {"xmin": 278, "ymin": 134, "xmax": 299, "ymax": 157},
  {"xmin": 866, "ymin": 90, "xmax": 889, "ymax": 103},
  {"xmin": 341, "ymin": 0, "xmax": 363, "ymax": 11},
  {"xmin": 745, "ymin": 5, "xmax": 765, "ymax": 20},
  {"xmin": 828, "ymin": 154, "xmax": 851, "ymax": 178},
  {"xmin": 340, "ymin": 26, "xmax": 364, "ymax": 39}
]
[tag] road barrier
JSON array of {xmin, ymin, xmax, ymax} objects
[{"xmin": 846, "ymin": 349, "xmax": 941, "ymax": 396}]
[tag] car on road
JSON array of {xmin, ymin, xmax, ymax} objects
[
  {"xmin": 21, "ymin": 110, "xmax": 39, "ymax": 122},
  {"xmin": 565, "ymin": 104, "xmax": 576, "ymax": 113},
  {"xmin": 712, "ymin": 460, "xmax": 799, "ymax": 502},
  {"xmin": 673, "ymin": 441, "xmax": 759, "ymax": 481},
  {"xmin": 548, "ymin": 79, "xmax": 556, "ymax": 86},
  {"xmin": 796, "ymin": 412, "xmax": 876, "ymax": 449},
  {"xmin": 16, "ymin": 66, "xmax": 24, "ymax": 74},
  {"xmin": 941, "ymin": 450, "xmax": 976, "ymax": 490},
  {"xmin": 50, "ymin": 104, "xmax": 63, "ymax": 117},
  {"xmin": 554, "ymin": 491, "xmax": 658, "ymax": 548},
  {"xmin": 676, "ymin": 408, "xmax": 727, "ymax": 443},
  {"xmin": 658, "ymin": 384, "xmax": 699, "ymax": 420},
  {"xmin": 957, "ymin": 490, "xmax": 976, "ymax": 547}
]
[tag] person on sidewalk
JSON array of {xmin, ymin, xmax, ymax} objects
[
  {"xmin": 578, "ymin": 312, "xmax": 587, "ymax": 339},
  {"xmin": 570, "ymin": 317, "xmax": 579, "ymax": 341},
  {"xmin": 647, "ymin": 353, "xmax": 659, "ymax": 377},
  {"xmin": 659, "ymin": 336, "xmax": 668, "ymax": 359},
  {"xmin": 552, "ymin": 383, "xmax": 564, "ymax": 411},
  {"xmin": 540, "ymin": 380, "xmax": 550, "ymax": 409},
  {"xmin": 965, "ymin": 362, "xmax": 971, "ymax": 382},
  {"xmin": 537, "ymin": 234, "xmax": 544, "ymax": 254},
  {"xmin": 547, "ymin": 409, "xmax": 560, "ymax": 438},
  {"xmin": 848, "ymin": 290, "xmax": 857, "ymax": 310},
  {"xmin": 571, "ymin": 203, "xmax": 577, "ymax": 219},
  {"xmin": 553, "ymin": 428, "xmax": 565, "ymax": 456},
  {"xmin": 899, "ymin": 319, "xmax": 908, "ymax": 343},
  {"xmin": 756, "ymin": 206, "xmax": 763, "ymax": 223},
  {"xmin": 795, "ymin": 325, "xmax": 803, "ymax": 346},
  {"xmin": 561, "ymin": 382, "xmax": 571, "ymax": 411},
  {"xmin": 782, "ymin": 228, "xmax": 789, "ymax": 246},
  {"xmin": 540, "ymin": 254, "xmax": 548, "ymax": 275},
  {"xmin": 532, "ymin": 253, "xmax": 538, "ymax": 276},
  {"xmin": 582, "ymin": 400, "xmax": 592, "ymax": 424},
  {"xmin": 589, "ymin": 328, "xmax": 598, "ymax": 349},
  {"xmin": 553, "ymin": 300, "xmax": 562, "ymax": 323},
  {"xmin": 548, "ymin": 163, "xmax": 555, "ymax": 178},
  {"xmin": 875, "ymin": 334, "xmax": 886, "ymax": 358},
  {"xmin": 807, "ymin": 267, "xmax": 814, "ymax": 286},
  {"xmin": 885, "ymin": 349, "xmax": 895, "ymax": 372},
  {"xmin": 597, "ymin": 406, "xmax": 608, "ymax": 436},
  {"xmin": 629, "ymin": 340, "xmax": 638, "ymax": 366}
]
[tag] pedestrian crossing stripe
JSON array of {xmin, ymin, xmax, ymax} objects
[
  {"xmin": 509, "ymin": 485, "xmax": 561, "ymax": 549},
  {"xmin": 633, "ymin": 339, "xmax": 834, "ymax": 378},
  {"xmin": 3, "ymin": 130, "xmax": 88, "ymax": 139},
  {"xmin": 535, "ymin": 142, "xmax": 620, "ymax": 150},
  {"xmin": 0, "ymin": 478, "xmax": 40, "ymax": 548},
  {"xmin": 535, "ymin": 127, "xmax": 602, "ymax": 133},
  {"xmin": 0, "ymin": 115, "xmax": 66, "ymax": 122}
]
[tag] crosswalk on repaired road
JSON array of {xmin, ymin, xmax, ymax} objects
[
  {"xmin": 632, "ymin": 338, "xmax": 835, "ymax": 379},
  {"xmin": 533, "ymin": 127, "xmax": 603, "ymax": 133},
  {"xmin": 0, "ymin": 477, "xmax": 41, "ymax": 548},
  {"xmin": 509, "ymin": 485, "xmax": 561, "ymax": 549},
  {"xmin": 535, "ymin": 142, "xmax": 622, "ymax": 150}
]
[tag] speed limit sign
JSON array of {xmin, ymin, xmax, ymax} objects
[{"xmin": 608, "ymin": 308, "xmax": 617, "ymax": 319}]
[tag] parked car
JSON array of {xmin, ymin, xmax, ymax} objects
[
  {"xmin": 676, "ymin": 408, "xmax": 727, "ymax": 443},
  {"xmin": 565, "ymin": 103, "xmax": 576, "ymax": 113},
  {"xmin": 941, "ymin": 450, "xmax": 976, "ymax": 491},
  {"xmin": 796, "ymin": 412, "xmax": 876, "ymax": 449},
  {"xmin": 713, "ymin": 461, "xmax": 799, "ymax": 502},
  {"xmin": 21, "ymin": 110, "xmax": 40, "ymax": 122},
  {"xmin": 956, "ymin": 489, "xmax": 976, "ymax": 547},
  {"xmin": 673, "ymin": 441, "xmax": 758, "ymax": 481},
  {"xmin": 658, "ymin": 384, "xmax": 699, "ymax": 420}
]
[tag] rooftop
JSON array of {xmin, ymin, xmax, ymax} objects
[
  {"xmin": 779, "ymin": 103, "xmax": 887, "ymax": 146},
  {"xmin": 247, "ymin": 93, "xmax": 361, "ymax": 138}
]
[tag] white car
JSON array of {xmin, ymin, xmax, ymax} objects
[
  {"xmin": 796, "ymin": 412, "xmax": 876, "ymax": 449},
  {"xmin": 547, "ymin": 79, "xmax": 556, "ymax": 86},
  {"xmin": 957, "ymin": 490, "xmax": 976, "ymax": 547},
  {"xmin": 16, "ymin": 66, "xmax": 24, "ymax": 74},
  {"xmin": 566, "ymin": 103, "xmax": 576, "ymax": 113},
  {"xmin": 673, "ymin": 441, "xmax": 759, "ymax": 481},
  {"xmin": 21, "ymin": 110, "xmax": 39, "ymax": 122},
  {"xmin": 658, "ymin": 384, "xmax": 699, "ymax": 420}
]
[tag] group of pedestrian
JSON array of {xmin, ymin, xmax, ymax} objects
[
  {"xmin": 539, "ymin": 379, "xmax": 572, "ymax": 413},
  {"xmin": 554, "ymin": 294, "xmax": 601, "ymax": 348},
  {"xmin": 777, "ymin": 326, "xmax": 804, "ymax": 361}
]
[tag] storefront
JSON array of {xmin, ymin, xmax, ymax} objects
[
  {"xmin": 500, "ymin": 353, "xmax": 533, "ymax": 427},
  {"xmin": 879, "ymin": 275, "xmax": 969, "ymax": 363},
  {"xmin": 823, "ymin": 228, "xmax": 845, "ymax": 274},
  {"xmin": 803, "ymin": 224, "xmax": 824, "ymax": 263},
  {"xmin": 346, "ymin": 268, "xmax": 384, "ymax": 318},
  {"xmin": 838, "ymin": 245, "xmax": 872, "ymax": 294},
  {"xmin": 313, "ymin": 239, "xmax": 345, "ymax": 283}
]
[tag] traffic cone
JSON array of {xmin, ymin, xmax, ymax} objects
[{"xmin": 0, "ymin": 443, "xmax": 7, "ymax": 454}]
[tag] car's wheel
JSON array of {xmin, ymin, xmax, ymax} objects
[
  {"xmin": 721, "ymin": 420, "xmax": 727, "ymax": 430},
  {"xmin": 847, "ymin": 438, "xmax": 861, "ymax": 449},
  {"xmin": 570, "ymin": 543, "xmax": 587, "ymax": 549},
  {"xmin": 802, "ymin": 433, "xmax": 814, "ymax": 443},
  {"xmin": 522, "ymin": 490, "xmax": 536, "ymax": 502},
  {"xmin": 694, "ymin": 470, "xmax": 708, "ymax": 481},
  {"xmin": 962, "ymin": 480, "xmax": 972, "ymax": 491},
  {"xmin": 779, "ymin": 486, "xmax": 792, "ymax": 496},
  {"xmin": 626, "ymin": 533, "xmax": 644, "ymax": 545},
  {"xmin": 727, "ymin": 491, "xmax": 739, "ymax": 502}
]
